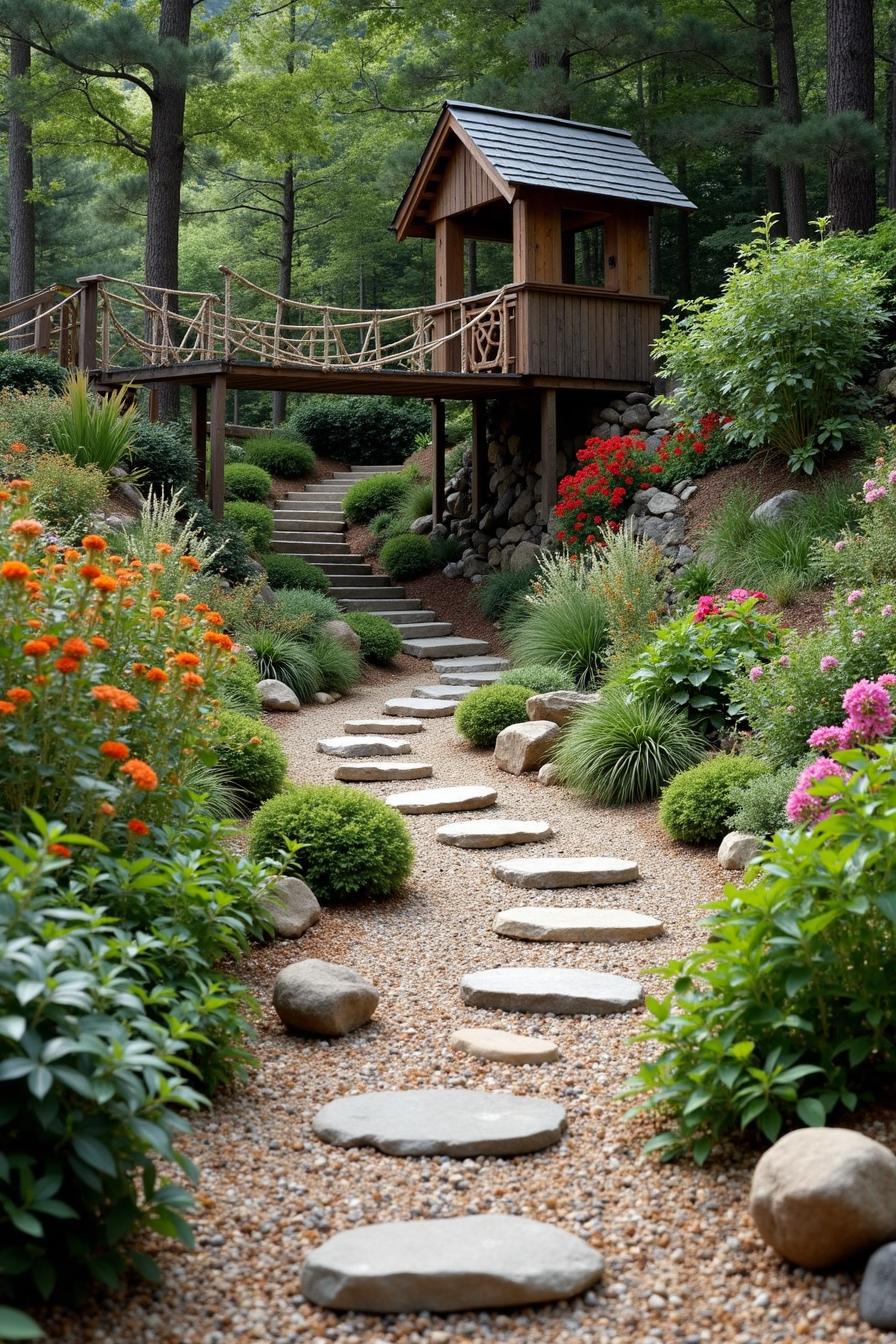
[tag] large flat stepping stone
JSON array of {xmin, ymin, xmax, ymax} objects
[
  {"xmin": 312, "ymin": 1088, "xmax": 565, "ymax": 1157},
  {"xmin": 301, "ymin": 1214, "xmax": 604, "ymax": 1312},
  {"xmin": 493, "ymin": 855, "xmax": 639, "ymax": 889},
  {"xmin": 450, "ymin": 1027, "xmax": 559, "ymax": 1063},
  {"xmin": 460, "ymin": 967, "xmax": 643, "ymax": 1016},
  {"xmin": 412, "ymin": 683, "xmax": 474, "ymax": 700},
  {"xmin": 344, "ymin": 717, "xmax": 424, "ymax": 735},
  {"xmin": 402, "ymin": 635, "xmax": 491, "ymax": 659},
  {"xmin": 433, "ymin": 655, "xmax": 509, "ymax": 673},
  {"xmin": 441, "ymin": 670, "xmax": 502, "ymax": 685},
  {"xmin": 438, "ymin": 819, "xmax": 554, "ymax": 848},
  {"xmin": 383, "ymin": 697, "xmax": 457, "ymax": 718},
  {"xmin": 387, "ymin": 785, "xmax": 498, "ymax": 814},
  {"xmin": 493, "ymin": 907, "xmax": 664, "ymax": 943},
  {"xmin": 317, "ymin": 735, "xmax": 411, "ymax": 758},
  {"xmin": 335, "ymin": 761, "xmax": 434, "ymax": 782}
]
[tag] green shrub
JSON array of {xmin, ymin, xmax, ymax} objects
[
  {"xmin": 379, "ymin": 532, "xmax": 435, "ymax": 580},
  {"xmin": 310, "ymin": 633, "xmax": 360, "ymax": 693},
  {"xmin": 29, "ymin": 452, "xmax": 106, "ymax": 534},
  {"xmin": 728, "ymin": 763, "xmax": 802, "ymax": 836},
  {"xmin": 430, "ymin": 534, "xmax": 462, "ymax": 566},
  {"xmin": 344, "ymin": 611, "xmax": 402, "ymax": 664},
  {"xmin": 659, "ymin": 754, "xmax": 770, "ymax": 843},
  {"xmin": 509, "ymin": 587, "xmax": 609, "ymax": 690},
  {"xmin": 674, "ymin": 559, "xmax": 720, "ymax": 604},
  {"xmin": 127, "ymin": 420, "xmax": 195, "ymax": 495},
  {"xmin": 261, "ymin": 552, "xmax": 329, "ymax": 591},
  {"xmin": 654, "ymin": 216, "xmax": 887, "ymax": 473},
  {"xmin": 288, "ymin": 394, "xmax": 429, "ymax": 465},
  {"xmin": 212, "ymin": 709, "xmax": 287, "ymax": 813},
  {"xmin": 249, "ymin": 784, "xmax": 414, "ymax": 901},
  {"xmin": 222, "ymin": 500, "xmax": 273, "ymax": 552},
  {"xmin": 498, "ymin": 663, "xmax": 576, "ymax": 693},
  {"xmin": 0, "ymin": 349, "xmax": 66, "ymax": 394},
  {"xmin": 275, "ymin": 586, "xmax": 340, "ymax": 633},
  {"xmin": 455, "ymin": 683, "xmax": 534, "ymax": 748},
  {"xmin": 243, "ymin": 434, "xmax": 315, "ymax": 478},
  {"xmin": 554, "ymin": 688, "xmax": 704, "ymax": 805},
  {"xmin": 50, "ymin": 371, "xmax": 137, "ymax": 473},
  {"xmin": 0, "ymin": 386, "xmax": 65, "ymax": 457},
  {"xmin": 186, "ymin": 499, "xmax": 255, "ymax": 586},
  {"xmin": 219, "ymin": 654, "xmax": 263, "ymax": 716},
  {"xmin": 343, "ymin": 473, "xmax": 409, "ymax": 523},
  {"xmin": 817, "ymin": 445, "xmax": 896, "ymax": 588},
  {"xmin": 590, "ymin": 528, "xmax": 669, "ymax": 661},
  {"xmin": 243, "ymin": 627, "xmax": 320, "ymax": 701},
  {"xmin": 224, "ymin": 462, "xmax": 273, "ymax": 502},
  {"xmin": 476, "ymin": 566, "xmax": 537, "ymax": 625},
  {"xmin": 625, "ymin": 742, "xmax": 896, "ymax": 1161}
]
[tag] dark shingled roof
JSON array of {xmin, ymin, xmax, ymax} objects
[{"xmin": 447, "ymin": 102, "xmax": 695, "ymax": 211}]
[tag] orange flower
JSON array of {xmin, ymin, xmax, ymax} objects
[
  {"xmin": 174, "ymin": 592, "xmax": 190, "ymax": 603},
  {"xmin": 149, "ymin": 589, "xmax": 161, "ymax": 599},
  {"xmin": 62, "ymin": 637, "xmax": 89, "ymax": 659},
  {"xmin": 100, "ymin": 740, "xmax": 129, "ymax": 760},
  {"xmin": 194, "ymin": 603, "xmax": 209, "ymax": 613},
  {"xmin": 24, "ymin": 582, "xmax": 41, "ymax": 597},
  {"xmin": 32, "ymin": 674, "xmax": 47, "ymax": 686},
  {"xmin": 131, "ymin": 663, "xmax": 147, "ymax": 676},
  {"xmin": 99, "ymin": 801, "xmax": 116, "ymax": 816},
  {"xmin": 0, "ymin": 491, "xmax": 9, "ymax": 502},
  {"xmin": 9, "ymin": 479, "xmax": 31, "ymax": 489},
  {"xmin": 92, "ymin": 684, "xmax": 140, "ymax": 713},
  {"xmin": 150, "ymin": 606, "xmax": 166, "ymax": 619},
  {"xmin": 178, "ymin": 616, "xmax": 192, "ymax": 628},
  {"xmin": 147, "ymin": 562, "xmax": 165, "ymax": 574},
  {"xmin": 127, "ymin": 817, "xmax": 150, "ymax": 836},
  {"xmin": 48, "ymin": 843, "xmax": 71, "ymax": 858},
  {"xmin": 79, "ymin": 564, "xmax": 102, "ymax": 581},
  {"xmin": 1, "ymin": 560, "xmax": 30, "ymax": 581},
  {"xmin": 54, "ymin": 656, "xmax": 80, "ymax": 675},
  {"xmin": 6, "ymin": 687, "xmax": 32, "ymax": 704},
  {"xmin": 92, "ymin": 576, "xmax": 117, "ymax": 594},
  {"xmin": 120, "ymin": 758, "xmax": 158, "ymax": 791},
  {"xmin": 23, "ymin": 639, "xmax": 50, "ymax": 657},
  {"xmin": 155, "ymin": 543, "xmax": 173, "ymax": 555},
  {"xmin": 0, "ymin": 700, "xmax": 15, "ymax": 715},
  {"xmin": 173, "ymin": 651, "xmax": 200, "ymax": 667},
  {"xmin": 204, "ymin": 611, "xmax": 224, "ymax": 626},
  {"xmin": 42, "ymin": 636, "xmax": 59, "ymax": 649},
  {"xmin": 8, "ymin": 441, "xmax": 26, "ymax": 454},
  {"xmin": 121, "ymin": 597, "xmax": 135, "ymax": 609},
  {"xmin": 180, "ymin": 672, "xmax": 204, "ymax": 690},
  {"xmin": 82, "ymin": 534, "xmax": 107, "ymax": 552},
  {"xmin": 145, "ymin": 667, "xmax": 168, "ymax": 684},
  {"xmin": 10, "ymin": 518, "xmax": 42, "ymax": 537},
  {"xmin": 25, "ymin": 619, "xmax": 41, "ymax": 629},
  {"xmin": 64, "ymin": 549, "xmax": 80, "ymax": 563},
  {"xmin": 108, "ymin": 554, "xmax": 123, "ymax": 566},
  {"xmin": 204, "ymin": 631, "xmax": 234, "ymax": 650},
  {"xmin": 249, "ymin": 735, "xmax": 261, "ymax": 746},
  {"xmin": 90, "ymin": 636, "xmax": 109, "ymax": 650},
  {"xmin": 43, "ymin": 544, "xmax": 58, "ymax": 554},
  {"xmin": 180, "ymin": 555, "xmax": 200, "ymax": 572}
]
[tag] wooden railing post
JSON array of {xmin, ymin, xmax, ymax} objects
[
  {"xmin": 75, "ymin": 275, "xmax": 101, "ymax": 369},
  {"xmin": 34, "ymin": 303, "xmax": 51, "ymax": 355},
  {"xmin": 209, "ymin": 373, "xmax": 227, "ymax": 520},
  {"xmin": 192, "ymin": 384, "xmax": 208, "ymax": 501},
  {"xmin": 539, "ymin": 389, "xmax": 558, "ymax": 524}
]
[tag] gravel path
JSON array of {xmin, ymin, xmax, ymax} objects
[{"xmin": 44, "ymin": 666, "xmax": 896, "ymax": 1344}]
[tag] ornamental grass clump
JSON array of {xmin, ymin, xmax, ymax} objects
[{"xmin": 510, "ymin": 552, "xmax": 611, "ymax": 689}]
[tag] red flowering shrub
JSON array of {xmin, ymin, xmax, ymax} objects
[
  {"xmin": 668, "ymin": 412, "xmax": 735, "ymax": 474},
  {"xmin": 554, "ymin": 433, "xmax": 672, "ymax": 555}
]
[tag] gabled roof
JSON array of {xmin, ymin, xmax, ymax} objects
[{"xmin": 392, "ymin": 101, "xmax": 695, "ymax": 239}]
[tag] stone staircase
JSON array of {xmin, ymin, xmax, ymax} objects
[{"xmin": 271, "ymin": 466, "xmax": 489, "ymax": 659}]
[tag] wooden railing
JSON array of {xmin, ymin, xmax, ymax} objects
[{"xmin": 0, "ymin": 285, "xmax": 82, "ymax": 365}]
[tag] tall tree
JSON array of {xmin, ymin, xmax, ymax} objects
[
  {"xmin": 755, "ymin": 0, "xmax": 784, "ymax": 231},
  {"xmin": 771, "ymin": 0, "xmax": 809, "ymax": 240},
  {"xmin": 7, "ymin": 36, "xmax": 35, "ymax": 342},
  {"xmin": 826, "ymin": 0, "xmax": 876, "ymax": 232}
]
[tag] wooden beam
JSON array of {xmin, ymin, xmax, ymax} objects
[
  {"xmin": 147, "ymin": 388, "xmax": 159, "ymax": 423},
  {"xmin": 540, "ymin": 389, "xmax": 557, "ymax": 523},
  {"xmin": 431, "ymin": 398, "xmax": 446, "ymax": 527},
  {"xmin": 76, "ymin": 276, "xmax": 99, "ymax": 370},
  {"xmin": 512, "ymin": 193, "xmax": 563, "ymax": 285},
  {"xmin": 209, "ymin": 373, "xmax": 227, "ymax": 520},
  {"xmin": 433, "ymin": 218, "xmax": 465, "ymax": 373},
  {"xmin": 471, "ymin": 399, "xmax": 488, "ymax": 517},
  {"xmin": 191, "ymin": 384, "xmax": 208, "ymax": 502}
]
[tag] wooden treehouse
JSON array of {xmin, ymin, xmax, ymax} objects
[{"xmin": 1, "ymin": 102, "xmax": 693, "ymax": 521}]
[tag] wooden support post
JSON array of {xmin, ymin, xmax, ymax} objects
[
  {"xmin": 34, "ymin": 303, "xmax": 51, "ymax": 355},
  {"xmin": 540, "ymin": 389, "xmax": 557, "ymax": 524},
  {"xmin": 191, "ymin": 385, "xmax": 208, "ymax": 502},
  {"xmin": 75, "ymin": 275, "xmax": 100, "ymax": 370},
  {"xmin": 209, "ymin": 374, "xmax": 227, "ymax": 520},
  {"xmin": 433, "ymin": 218, "xmax": 465, "ymax": 372},
  {"xmin": 147, "ymin": 388, "xmax": 159, "ymax": 423},
  {"xmin": 431, "ymin": 398, "xmax": 446, "ymax": 527},
  {"xmin": 471, "ymin": 399, "xmax": 488, "ymax": 518}
]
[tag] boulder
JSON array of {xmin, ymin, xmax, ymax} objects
[
  {"xmin": 494, "ymin": 720, "xmax": 560, "ymax": 775},
  {"xmin": 646, "ymin": 491, "xmax": 680, "ymax": 516},
  {"xmin": 538, "ymin": 762, "xmax": 559, "ymax": 785},
  {"xmin": 261, "ymin": 876, "xmax": 321, "ymax": 939},
  {"xmin": 322, "ymin": 618, "xmax": 362, "ymax": 653},
  {"xmin": 750, "ymin": 491, "xmax": 805, "ymax": 525},
  {"xmin": 621, "ymin": 403, "xmax": 651, "ymax": 429},
  {"xmin": 641, "ymin": 515, "xmax": 685, "ymax": 548},
  {"xmin": 860, "ymin": 1242, "xmax": 896, "ymax": 1329},
  {"xmin": 749, "ymin": 1128, "xmax": 896, "ymax": 1269},
  {"xmin": 410, "ymin": 514, "xmax": 432, "ymax": 534},
  {"xmin": 718, "ymin": 831, "xmax": 762, "ymax": 870},
  {"xmin": 510, "ymin": 540, "xmax": 542, "ymax": 572},
  {"xmin": 256, "ymin": 678, "xmax": 301, "ymax": 712},
  {"xmin": 272, "ymin": 959, "xmax": 378, "ymax": 1037},
  {"xmin": 313, "ymin": 692, "xmax": 338, "ymax": 704},
  {"xmin": 526, "ymin": 690, "xmax": 601, "ymax": 727},
  {"xmin": 508, "ymin": 490, "xmax": 534, "ymax": 525}
]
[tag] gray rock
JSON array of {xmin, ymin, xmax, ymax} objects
[
  {"xmin": 680, "ymin": 485, "xmax": 698, "ymax": 502},
  {"xmin": 508, "ymin": 490, "xmax": 534, "ymax": 525},
  {"xmin": 493, "ymin": 906, "xmax": 664, "ymax": 943},
  {"xmin": 860, "ymin": 1242, "xmax": 896, "ymax": 1329},
  {"xmin": 382, "ymin": 697, "xmax": 457, "ymax": 718},
  {"xmin": 410, "ymin": 514, "xmax": 432, "ymax": 534},
  {"xmin": 626, "ymin": 391, "xmax": 652, "ymax": 405},
  {"xmin": 262, "ymin": 876, "xmax": 320, "ymax": 939},
  {"xmin": 526, "ymin": 690, "xmax": 600, "ymax": 727},
  {"xmin": 749, "ymin": 1128, "xmax": 896, "ymax": 1269},
  {"xmin": 387, "ymin": 785, "xmax": 498, "ymax": 814},
  {"xmin": 646, "ymin": 491, "xmax": 680, "ymax": 516},
  {"xmin": 450, "ymin": 1027, "xmax": 559, "ymax": 1064},
  {"xmin": 718, "ymin": 831, "xmax": 762, "ymax": 870},
  {"xmin": 322, "ymin": 618, "xmax": 361, "ymax": 653},
  {"xmin": 433, "ymin": 656, "xmax": 509, "ymax": 673},
  {"xmin": 493, "ymin": 487, "xmax": 516, "ymax": 519},
  {"xmin": 538, "ymin": 762, "xmax": 559, "ymax": 785},
  {"xmin": 751, "ymin": 490, "xmax": 805, "ymax": 525},
  {"xmin": 301, "ymin": 1214, "xmax": 604, "ymax": 1312},
  {"xmin": 510, "ymin": 539, "xmax": 542, "ymax": 572},
  {"xmin": 343, "ymin": 718, "xmax": 424, "ymax": 734},
  {"xmin": 437, "ymin": 818, "xmax": 554, "ymax": 848},
  {"xmin": 313, "ymin": 692, "xmax": 338, "ymax": 704},
  {"xmin": 316, "ymin": 736, "xmax": 411, "ymax": 758},
  {"xmin": 621, "ymin": 403, "xmax": 651, "ymax": 429},
  {"xmin": 461, "ymin": 966, "xmax": 643, "ymax": 1016},
  {"xmin": 641, "ymin": 515, "xmax": 685, "ymax": 547},
  {"xmin": 272, "ymin": 959, "xmax": 378, "ymax": 1036},
  {"xmin": 256, "ymin": 678, "xmax": 301, "ymax": 711},
  {"xmin": 334, "ymin": 761, "xmax": 433, "ymax": 782},
  {"xmin": 494, "ymin": 720, "xmax": 560, "ymax": 775},
  {"xmin": 493, "ymin": 855, "xmax": 639, "ymax": 889},
  {"xmin": 312, "ymin": 1088, "xmax": 566, "ymax": 1157}
]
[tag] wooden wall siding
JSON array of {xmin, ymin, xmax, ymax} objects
[
  {"xmin": 428, "ymin": 145, "xmax": 503, "ymax": 221},
  {"xmin": 615, "ymin": 205, "xmax": 651, "ymax": 293},
  {"xmin": 512, "ymin": 193, "xmax": 563, "ymax": 284},
  {"xmin": 517, "ymin": 289, "xmax": 661, "ymax": 382}
]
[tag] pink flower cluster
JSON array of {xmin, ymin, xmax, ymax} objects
[
  {"xmin": 787, "ymin": 676, "xmax": 896, "ymax": 825},
  {"xmin": 692, "ymin": 589, "xmax": 766, "ymax": 625},
  {"xmin": 786, "ymin": 757, "xmax": 850, "ymax": 825}
]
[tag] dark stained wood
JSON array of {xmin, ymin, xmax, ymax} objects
[
  {"xmin": 431, "ymin": 398, "xmax": 446, "ymax": 525},
  {"xmin": 209, "ymin": 373, "xmax": 227, "ymax": 519},
  {"xmin": 191, "ymin": 384, "xmax": 207, "ymax": 501},
  {"xmin": 434, "ymin": 218, "xmax": 465, "ymax": 373},
  {"xmin": 77, "ymin": 276, "xmax": 99, "ymax": 369},
  {"xmin": 471, "ymin": 399, "xmax": 488, "ymax": 515},
  {"xmin": 429, "ymin": 144, "xmax": 503, "ymax": 222},
  {"xmin": 540, "ymin": 389, "xmax": 557, "ymax": 523},
  {"xmin": 512, "ymin": 192, "xmax": 563, "ymax": 284}
]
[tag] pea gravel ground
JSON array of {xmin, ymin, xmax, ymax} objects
[{"xmin": 44, "ymin": 666, "xmax": 896, "ymax": 1344}]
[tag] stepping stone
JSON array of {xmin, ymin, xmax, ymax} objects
[
  {"xmin": 460, "ymin": 967, "xmax": 643, "ymax": 1016},
  {"xmin": 301, "ymin": 1214, "xmax": 604, "ymax": 1312},
  {"xmin": 440, "ymin": 670, "xmax": 502, "ymax": 685},
  {"xmin": 494, "ymin": 720, "xmax": 560, "ymax": 775},
  {"xmin": 412, "ymin": 684, "xmax": 474, "ymax": 700},
  {"xmin": 402, "ymin": 636, "xmax": 491, "ymax": 659},
  {"xmin": 335, "ymin": 761, "xmax": 433, "ymax": 782},
  {"xmin": 493, "ymin": 907, "xmax": 664, "ymax": 943},
  {"xmin": 312, "ymin": 1088, "xmax": 565, "ymax": 1157},
  {"xmin": 273, "ymin": 959, "xmax": 378, "ymax": 1036},
  {"xmin": 344, "ymin": 718, "xmax": 424, "ymax": 735},
  {"xmin": 383, "ymin": 697, "xmax": 457, "ymax": 718},
  {"xmin": 432, "ymin": 655, "xmax": 509, "ymax": 673},
  {"xmin": 437, "ymin": 819, "xmax": 554, "ymax": 848},
  {"xmin": 450, "ymin": 1027, "xmax": 559, "ymax": 1064},
  {"xmin": 387, "ymin": 785, "xmax": 498, "ymax": 814},
  {"xmin": 317, "ymin": 735, "xmax": 411, "ymax": 758},
  {"xmin": 492, "ymin": 855, "xmax": 639, "ymax": 889}
]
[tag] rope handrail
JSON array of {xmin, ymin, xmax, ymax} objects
[
  {"xmin": 0, "ymin": 289, "xmax": 81, "ymax": 342},
  {"xmin": 218, "ymin": 266, "xmax": 507, "ymax": 319}
]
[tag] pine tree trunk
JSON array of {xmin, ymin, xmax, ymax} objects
[
  {"xmin": 772, "ymin": 0, "xmax": 809, "ymax": 241},
  {"xmin": 827, "ymin": 0, "xmax": 876, "ymax": 231},
  {"xmin": 676, "ymin": 160, "xmax": 692, "ymax": 297},
  {"xmin": 8, "ymin": 37, "xmax": 35, "ymax": 348},
  {"xmin": 888, "ymin": 16, "xmax": 896, "ymax": 209},
  {"xmin": 146, "ymin": 0, "xmax": 192, "ymax": 420},
  {"xmin": 756, "ymin": 0, "xmax": 785, "ymax": 232},
  {"xmin": 272, "ymin": 161, "xmax": 295, "ymax": 427}
]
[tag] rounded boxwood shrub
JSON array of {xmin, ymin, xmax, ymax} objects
[
  {"xmin": 224, "ymin": 462, "xmax": 273, "ymax": 502},
  {"xmin": 29, "ymin": 452, "xmax": 107, "ymax": 535},
  {"xmin": 223, "ymin": 500, "xmax": 273, "ymax": 552},
  {"xmin": 248, "ymin": 784, "xmax": 414, "ymax": 902},
  {"xmin": 288, "ymin": 394, "xmax": 428, "ymax": 465},
  {"xmin": 727, "ymin": 763, "xmax": 802, "ymax": 837},
  {"xmin": 212, "ymin": 709, "xmax": 287, "ymax": 814},
  {"xmin": 261, "ymin": 553, "xmax": 329, "ymax": 592},
  {"xmin": 343, "ymin": 473, "xmax": 409, "ymax": 524},
  {"xmin": 554, "ymin": 689, "xmax": 705, "ymax": 805},
  {"xmin": 659, "ymin": 754, "xmax": 771, "ymax": 844},
  {"xmin": 0, "ymin": 349, "xmax": 67, "ymax": 393},
  {"xmin": 344, "ymin": 611, "xmax": 402, "ymax": 664},
  {"xmin": 244, "ymin": 434, "xmax": 315, "ymax": 478},
  {"xmin": 455, "ymin": 683, "xmax": 535, "ymax": 749},
  {"xmin": 127, "ymin": 420, "xmax": 196, "ymax": 495},
  {"xmin": 220, "ymin": 655, "xmax": 262, "ymax": 716},
  {"xmin": 379, "ymin": 532, "xmax": 434, "ymax": 581},
  {"xmin": 498, "ymin": 663, "xmax": 577, "ymax": 694}
]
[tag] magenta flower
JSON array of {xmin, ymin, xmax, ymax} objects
[
  {"xmin": 853, "ymin": 629, "xmax": 866, "ymax": 644},
  {"xmin": 834, "ymin": 539, "xmax": 848, "ymax": 553},
  {"xmin": 728, "ymin": 588, "xmax": 750, "ymax": 602},
  {"xmin": 841, "ymin": 678, "xmax": 894, "ymax": 742},
  {"xmin": 748, "ymin": 666, "xmax": 763, "ymax": 682},
  {"xmin": 883, "ymin": 605, "xmax": 894, "ymax": 618},
  {"xmin": 864, "ymin": 486, "xmax": 888, "ymax": 503},
  {"xmin": 879, "ymin": 673, "xmax": 896, "ymax": 687},
  {"xmin": 807, "ymin": 724, "xmax": 848, "ymax": 751},
  {"xmin": 846, "ymin": 589, "xmax": 864, "ymax": 606},
  {"xmin": 786, "ymin": 757, "xmax": 850, "ymax": 826},
  {"xmin": 820, "ymin": 655, "xmax": 840, "ymax": 672},
  {"xmin": 778, "ymin": 655, "xmax": 791, "ymax": 668},
  {"xmin": 693, "ymin": 594, "xmax": 720, "ymax": 624},
  {"xmin": 889, "ymin": 469, "xmax": 896, "ymax": 486}
]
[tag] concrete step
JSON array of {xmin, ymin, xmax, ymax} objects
[
  {"xmin": 314, "ymin": 563, "xmax": 372, "ymax": 574},
  {"xmin": 272, "ymin": 517, "xmax": 346, "ymax": 532},
  {"xmin": 382, "ymin": 608, "xmax": 437, "ymax": 624},
  {"xmin": 392, "ymin": 621, "xmax": 453, "ymax": 638},
  {"xmin": 340, "ymin": 597, "xmax": 422, "ymax": 611},
  {"xmin": 331, "ymin": 585, "xmax": 406, "ymax": 601},
  {"xmin": 432, "ymin": 656, "xmax": 510, "ymax": 674},
  {"xmin": 272, "ymin": 540, "xmax": 353, "ymax": 554},
  {"xmin": 402, "ymin": 635, "xmax": 492, "ymax": 659},
  {"xmin": 271, "ymin": 532, "xmax": 345, "ymax": 546},
  {"xmin": 441, "ymin": 670, "xmax": 502, "ymax": 686},
  {"xmin": 326, "ymin": 574, "xmax": 400, "ymax": 588}
]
